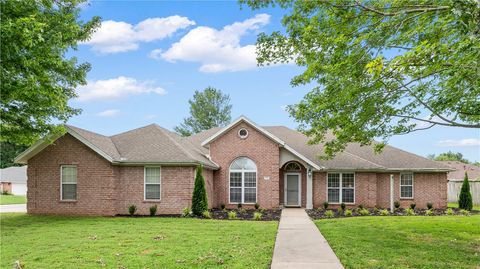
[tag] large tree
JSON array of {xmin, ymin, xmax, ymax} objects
[
  {"xmin": 1, "ymin": 0, "xmax": 100, "ymax": 145},
  {"xmin": 427, "ymin": 151, "xmax": 470, "ymax": 163},
  {"xmin": 175, "ymin": 87, "xmax": 232, "ymax": 136},
  {"xmin": 0, "ymin": 142, "xmax": 28, "ymax": 168},
  {"xmin": 242, "ymin": 0, "xmax": 480, "ymax": 158}
]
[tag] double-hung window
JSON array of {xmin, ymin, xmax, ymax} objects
[
  {"xmin": 61, "ymin": 165, "xmax": 77, "ymax": 200},
  {"xmin": 229, "ymin": 157, "xmax": 257, "ymax": 204},
  {"xmin": 400, "ymin": 173, "xmax": 414, "ymax": 199},
  {"xmin": 327, "ymin": 173, "xmax": 355, "ymax": 203},
  {"xmin": 145, "ymin": 167, "xmax": 161, "ymax": 200}
]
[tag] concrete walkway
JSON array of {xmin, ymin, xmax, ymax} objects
[
  {"xmin": 0, "ymin": 204, "xmax": 27, "ymax": 213},
  {"xmin": 271, "ymin": 208, "xmax": 344, "ymax": 269}
]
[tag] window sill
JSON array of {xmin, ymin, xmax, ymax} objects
[
  {"xmin": 228, "ymin": 203, "xmax": 256, "ymax": 205},
  {"xmin": 327, "ymin": 202, "xmax": 355, "ymax": 205},
  {"xmin": 59, "ymin": 200, "xmax": 77, "ymax": 203},
  {"xmin": 400, "ymin": 197, "xmax": 414, "ymax": 200},
  {"xmin": 143, "ymin": 200, "xmax": 161, "ymax": 203}
]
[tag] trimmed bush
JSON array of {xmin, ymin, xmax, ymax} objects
[
  {"xmin": 191, "ymin": 165, "xmax": 208, "ymax": 216},
  {"xmin": 202, "ymin": 210, "xmax": 211, "ymax": 219},
  {"xmin": 324, "ymin": 210, "xmax": 334, "ymax": 218},
  {"xmin": 228, "ymin": 211, "xmax": 237, "ymax": 220},
  {"xmin": 358, "ymin": 204, "xmax": 364, "ymax": 210},
  {"xmin": 380, "ymin": 209, "xmax": 389, "ymax": 216},
  {"xmin": 220, "ymin": 203, "xmax": 226, "ymax": 210},
  {"xmin": 405, "ymin": 208, "xmax": 415, "ymax": 216},
  {"xmin": 182, "ymin": 207, "xmax": 191, "ymax": 217},
  {"xmin": 253, "ymin": 212, "xmax": 262, "ymax": 220},
  {"xmin": 344, "ymin": 209, "xmax": 353, "ymax": 217},
  {"xmin": 394, "ymin": 201, "xmax": 400, "ymax": 209},
  {"xmin": 128, "ymin": 205, "xmax": 137, "ymax": 216},
  {"xmin": 458, "ymin": 172, "xmax": 473, "ymax": 211},
  {"xmin": 445, "ymin": 208, "xmax": 454, "ymax": 215},
  {"xmin": 409, "ymin": 203, "xmax": 416, "ymax": 210},
  {"xmin": 254, "ymin": 203, "xmax": 260, "ymax": 210},
  {"xmin": 237, "ymin": 203, "xmax": 243, "ymax": 209},
  {"xmin": 149, "ymin": 205, "xmax": 157, "ymax": 216},
  {"xmin": 323, "ymin": 201, "xmax": 329, "ymax": 209},
  {"xmin": 340, "ymin": 202, "xmax": 346, "ymax": 211},
  {"xmin": 426, "ymin": 202, "xmax": 433, "ymax": 210}
]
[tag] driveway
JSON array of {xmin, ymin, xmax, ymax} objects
[
  {"xmin": 0, "ymin": 204, "xmax": 27, "ymax": 213},
  {"xmin": 271, "ymin": 208, "xmax": 344, "ymax": 269}
]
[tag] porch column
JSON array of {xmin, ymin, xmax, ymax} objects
[
  {"xmin": 390, "ymin": 174, "xmax": 394, "ymax": 213},
  {"xmin": 306, "ymin": 167, "xmax": 313, "ymax": 209}
]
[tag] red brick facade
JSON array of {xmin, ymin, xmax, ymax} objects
[{"xmin": 25, "ymin": 126, "xmax": 448, "ymax": 216}]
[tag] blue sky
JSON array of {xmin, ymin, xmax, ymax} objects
[{"xmin": 68, "ymin": 1, "xmax": 480, "ymax": 162}]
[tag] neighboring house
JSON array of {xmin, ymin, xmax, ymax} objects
[
  {"xmin": 0, "ymin": 166, "xmax": 28, "ymax": 195},
  {"xmin": 15, "ymin": 116, "xmax": 452, "ymax": 216},
  {"xmin": 442, "ymin": 161, "xmax": 480, "ymax": 204}
]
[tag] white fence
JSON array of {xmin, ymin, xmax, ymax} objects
[{"xmin": 448, "ymin": 181, "xmax": 480, "ymax": 205}]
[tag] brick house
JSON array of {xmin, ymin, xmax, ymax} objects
[{"xmin": 15, "ymin": 116, "xmax": 452, "ymax": 216}]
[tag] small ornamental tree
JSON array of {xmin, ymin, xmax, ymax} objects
[
  {"xmin": 458, "ymin": 172, "xmax": 473, "ymax": 211},
  {"xmin": 191, "ymin": 165, "xmax": 208, "ymax": 216}
]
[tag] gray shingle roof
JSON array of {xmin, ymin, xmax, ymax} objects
[{"xmin": 0, "ymin": 166, "xmax": 27, "ymax": 183}]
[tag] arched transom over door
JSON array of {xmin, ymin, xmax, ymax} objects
[{"xmin": 229, "ymin": 157, "xmax": 257, "ymax": 204}]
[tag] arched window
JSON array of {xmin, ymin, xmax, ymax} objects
[
  {"xmin": 229, "ymin": 157, "xmax": 257, "ymax": 204},
  {"xmin": 284, "ymin": 162, "xmax": 301, "ymax": 171}
]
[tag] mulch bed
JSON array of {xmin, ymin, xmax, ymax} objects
[
  {"xmin": 307, "ymin": 207, "xmax": 479, "ymax": 220},
  {"xmin": 209, "ymin": 208, "xmax": 282, "ymax": 221}
]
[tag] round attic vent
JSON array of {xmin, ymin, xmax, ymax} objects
[{"xmin": 238, "ymin": 128, "xmax": 248, "ymax": 139}]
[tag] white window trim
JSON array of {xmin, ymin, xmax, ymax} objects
[
  {"xmin": 60, "ymin": 165, "xmax": 77, "ymax": 201},
  {"xmin": 228, "ymin": 158, "xmax": 257, "ymax": 204},
  {"xmin": 284, "ymin": 172, "xmax": 302, "ymax": 207},
  {"xmin": 144, "ymin": 166, "xmax": 161, "ymax": 201},
  {"xmin": 400, "ymin": 173, "xmax": 414, "ymax": 199},
  {"xmin": 326, "ymin": 172, "xmax": 356, "ymax": 204}
]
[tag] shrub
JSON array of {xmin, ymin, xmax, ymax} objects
[
  {"xmin": 445, "ymin": 208, "xmax": 454, "ymax": 215},
  {"xmin": 373, "ymin": 207, "xmax": 380, "ymax": 214},
  {"xmin": 149, "ymin": 205, "xmax": 157, "ymax": 216},
  {"xmin": 394, "ymin": 201, "xmax": 400, "ymax": 209},
  {"xmin": 380, "ymin": 209, "xmax": 389, "ymax": 216},
  {"xmin": 191, "ymin": 165, "xmax": 208, "ymax": 216},
  {"xmin": 323, "ymin": 201, "xmax": 329, "ymax": 209},
  {"xmin": 405, "ymin": 208, "xmax": 415, "ymax": 216},
  {"xmin": 128, "ymin": 205, "xmax": 137, "ymax": 216},
  {"xmin": 409, "ymin": 203, "xmax": 416, "ymax": 210},
  {"xmin": 239, "ymin": 208, "xmax": 246, "ymax": 214},
  {"xmin": 2, "ymin": 190, "xmax": 11, "ymax": 195},
  {"xmin": 344, "ymin": 209, "xmax": 353, "ymax": 217},
  {"xmin": 340, "ymin": 202, "xmax": 346, "ymax": 211},
  {"xmin": 337, "ymin": 208, "xmax": 343, "ymax": 215},
  {"xmin": 359, "ymin": 208, "xmax": 370, "ymax": 216},
  {"xmin": 202, "ymin": 210, "xmax": 211, "ymax": 219},
  {"xmin": 253, "ymin": 212, "xmax": 262, "ymax": 221},
  {"xmin": 460, "ymin": 209, "xmax": 470, "ymax": 216},
  {"xmin": 254, "ymin": 203, "xmax": 260, "ymax": 210},
  {"xmin": 237, "ymin": 203, "xmax": 243, "ymax": 209},
  {"xmin": 228, "ymin": 211, "xmax": 237, "ymax": 220},
  {"xmin": 220, "ymin": 203, "xmax": 225, "ymax": 210},
  {"xmin": 358, "ymin": 204, "xmax": 364, "ymax": 210},
  {"xmin": 426, "ymin": 202, "xmax": 433, "ymax": 210},
  {"xmin": 182, "ymin": 207, "xmax": 191, "ymax": 217},
  {"xmin": 324, "ymin": 210, "xmax": 334, "ymax": 218},
  {"xmin": 425, "ymin": 209, "xmax": 433, "ymax": 216},
  {"xmin": 458, "ymin": 172, "xmax": 473, "ymax": 211}
]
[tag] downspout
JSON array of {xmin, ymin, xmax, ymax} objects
[
  {"xmin": 390, "ymin": 174, "xmax": 394, "ymax": 213},
  {"xmin": 306, "ymin": 167, "xmax": 313, "ymax": 209}
]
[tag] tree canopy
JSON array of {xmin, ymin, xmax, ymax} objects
[
  {"xmin": 242, "ymin": 0, "xmax": 480, "ymax": 158},
  {"xmin": 427, "ymin": 151, "xmax": 471, "ymax": 163},
  {"xmin": 175, "ymin": 87, "xmax": 232, "ymax": 136},
  {"xmin": 1, "ymin": 0, "xmax": 100, "ymax": 145}
]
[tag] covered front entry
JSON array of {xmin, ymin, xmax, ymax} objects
[{"xmin": 284, "ymin": 173, "xmax": 301, "ymax": 207}]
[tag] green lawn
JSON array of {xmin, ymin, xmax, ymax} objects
[
  {"xmin": 315, "ymin": 216, "xmax": 480, "ymax": 269},
  {"xmin": 448, "ymin": 202, "xmax": 480, "ymax": 211},
  {"xmin": 0, "ymin": 195, "xmax": 26, "ymax": 205},
  {"xmin": 1, "ymin": 214, "xmax": 278, "ymax": 268}
]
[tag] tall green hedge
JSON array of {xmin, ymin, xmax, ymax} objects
[
  {"xmin": 458, "ymin": 172, "xmax": 473, "ymax": 211},
  {"xmin": 191, "ymin": 165, "xmax": 208, "ymax": 215}
]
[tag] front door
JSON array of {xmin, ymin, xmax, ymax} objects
[{"xmin": 285, "ymin": 173, "xmax": 301, "ymax": 207}]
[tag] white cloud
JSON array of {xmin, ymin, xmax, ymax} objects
[
  {"xmin": 157, "ymin": 14, "xmax": 271, "ymax": 72},
  {"xmin": 97, "ymin": 109, "xmax": 120, "ymax": 117},
  {"xmin": 437, "ymin": 138, "xmax": 480, "ymax": 147},
  {"xmin": 76, "ymin": 76, "xmax": 167, "ymax": 101},
  {"xmin": 83, "ymin": 16, "xmax": 195, "ymax": 54}
]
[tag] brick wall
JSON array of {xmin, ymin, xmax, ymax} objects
[{"xmin": 209, "ymin": 122, "xmax": 280, "ymax": 209}]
